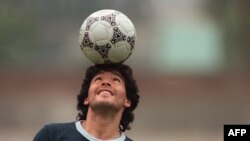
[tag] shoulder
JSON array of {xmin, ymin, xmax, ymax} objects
[
  {"xmin": 33, "ymin": 122, "xmax": 77, "ymax": 141},
  {"xmin": 42, "ymin": 122, "xmax": 76, "ymax": 134}
]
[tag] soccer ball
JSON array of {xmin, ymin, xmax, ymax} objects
[{"xmin": 79, "ymin": 9, "xmax": 136, "ymax": 64}]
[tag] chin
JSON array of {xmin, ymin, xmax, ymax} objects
[{"xmin": 91, "ymin": 101, "xmax": 121, "ymax": 112}]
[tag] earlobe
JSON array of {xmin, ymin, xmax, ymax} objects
[
  {"xmin": 84, "ymin": 98, "xmax": 89, "ymax": 105},
  {"xmin": 124, "ymin": 99, "xmax": 131, "ymax": 107}
]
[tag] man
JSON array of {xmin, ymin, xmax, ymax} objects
[{"xmin": 33, "ymin": 63, "xmax": 140, "ymax": 141}]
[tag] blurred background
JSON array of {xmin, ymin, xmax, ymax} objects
[{"xmin": 0, "ymin": 0, "xmax": 250, "ymax": 141}]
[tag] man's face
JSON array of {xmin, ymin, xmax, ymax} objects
[{"xmin": 84, "ymin": 71, "xmax": 131, "ymax": 112}]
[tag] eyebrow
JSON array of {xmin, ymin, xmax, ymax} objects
[{"xmin": 111, "ymin": 71, "xmax": 124, "ymax": 80}]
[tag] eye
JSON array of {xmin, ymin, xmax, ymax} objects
[
  {"xmin": 94, "ymin": 76, "xmax": 102, "ymax": 81},
  {"xmin": 113, "ymin": 77, "xmax": 121, "ymax": 83}
]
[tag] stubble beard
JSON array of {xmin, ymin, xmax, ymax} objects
[{"xmin": 90, "ymin": 101, "xmax": 122, "ymax": 116}]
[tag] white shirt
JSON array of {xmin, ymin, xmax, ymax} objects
[{"xmin": 75, "ymin": 121, "xmax": 126, "ymax": 141}]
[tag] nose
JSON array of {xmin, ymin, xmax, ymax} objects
[{"xmin": 101, "ymin": 79, "xmax": 111, "ymax": 86}]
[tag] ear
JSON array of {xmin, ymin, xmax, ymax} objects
[
  {"xmin": 124, "ymin": 99, "xmax": 131, "ymax": 108},
  {"xmin": 84, "ymin": 98, "xmax": 89, "ymax": 105}
]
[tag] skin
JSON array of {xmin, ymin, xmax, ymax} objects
[{"xmin": 82, "ymin": 71, "xmax": 131, "ymax": 140}]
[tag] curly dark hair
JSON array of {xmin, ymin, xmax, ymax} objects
[{"xmin": 76, "ymin": 63, "xmax": 140, "ymax": 132}]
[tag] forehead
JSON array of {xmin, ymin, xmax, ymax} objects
[{"xmin": 94, "ymin": 70, "xmax": 124, "ymax": 79}]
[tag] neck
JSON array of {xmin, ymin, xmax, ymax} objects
[{"xmin": 82, "ymin": 108, "xmax": 123, "ymax": 140}]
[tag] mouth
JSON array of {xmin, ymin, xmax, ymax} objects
[{"xmin": 97, "ymin": 89, "xmax": 114, "ymax": 96}]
